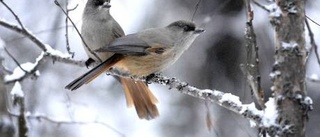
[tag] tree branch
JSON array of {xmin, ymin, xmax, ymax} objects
[
  {"xmin": 0, "ymin": 20, "xmax": 85, "ymax": 83},
  {"xmin": 7, "ymin": 111, "xmax": 124, "ymax": 137},
  {"xmin": 305, "ymin": 19, "xmax": 320, "ymax": 67},
  {"xmin": 0, "ymin": 0, "xmax": 26, "ymax": 30},
  {"xmin": 243, "ymin": 0, "xmax": 265, "ymax": 109},
  {"xmin": 54, "ymin": 0, "xmax": 102, "ymax": 62}
]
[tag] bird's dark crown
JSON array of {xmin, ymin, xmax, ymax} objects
[{"xmin": 167, "ymin": 20, "xmax": 196, "ymax": 32}]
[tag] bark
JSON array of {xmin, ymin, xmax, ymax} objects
[{"xmin": 272, "ymin": 0, "xmax": 310, "ymax": 136}]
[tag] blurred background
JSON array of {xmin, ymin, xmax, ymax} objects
[{"xmin": 0, "ymin": 0, "xmax": 319, "ymax": 136}]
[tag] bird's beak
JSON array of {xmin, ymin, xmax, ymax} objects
[
  {"xmin": 102, "ymin": 2, "xmax": 111, "ymax": 8},
  {"xmin": 194, "ymin": 28, "xmax": 205, "ymax": 34}
]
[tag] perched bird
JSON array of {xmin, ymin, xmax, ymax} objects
[
  {"xmin": 72, "ymin": 0, "xmax": 159, "ymax": 120},
  {"xmin": 66, "ymin": 20, "xmax": 205, "ymax": 105}
]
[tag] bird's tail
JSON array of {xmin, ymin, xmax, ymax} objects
[
  {"xmin": 65, "ymin": 54, "xmax": 123, "ymax": 91},
  {"xmin": 119, "ymin": 77, "xmax": 159, "ymax": 120}
]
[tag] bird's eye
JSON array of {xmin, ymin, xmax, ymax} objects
[
  {"xmin": 94, "ymin": 0, "xmax": 104, "ymax": 6},
  {"xmin": 183, "ymin": 25, "xmax": 195, "ymax": 32}
]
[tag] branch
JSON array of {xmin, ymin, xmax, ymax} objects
[
  {"xmin": 191, "ymin": 0, "xmax": 202, "ymax": 21},
  {"xmin": 305, "ymin": 19, "xmax": 320, "ymax": 67},
  {"xmin": 0, "ymin": 20, "xmax": 85, "ymax": 83},
  {"xmin": 64, "ymin": 0, "xmax": 76, "ymax": 57},
  {"xmin": 106, "ymin": 72, "xmax": 281, "ymax": 134},
  {"xmin": 0, "ymin": 20, "xmax": 46, "ymax": 51},
  {"xmin": 252, "ymin": 0, "xmax": 270, "ymax": 12},
  {"xmin": 306, "ymin": 16, "xmax": 320, "ymax": 27},
  {"xmin": 7, "ymin": 111, "xmax": 124, "ymax": 137},
  {"xmin": 54, "ymin": 0, "xmax": 102, "ymax": 62},
  {"xmin": 4, "ymin": 47, "xmax": 28, "ymax": 73},
  {"xmin": 243, "ymin": 0, "xmax": 265, "ymax": 109},
  {"xmin": 0, "ymin": 0, "xmax": 26, "ymax": 30}
]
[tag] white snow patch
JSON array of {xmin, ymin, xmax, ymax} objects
[
  {"xmin": 241, "ymin": 103, "xmax": 262, "ymax": 115},
  {"xmin": 10, "ymin": 82, "xmax": 24, "ymax": 98},
  {"xmin": 4, "ymin": 52, "xmax": 46, "ymax": 82},
  {"xmin": 288, "ymin": 6, "xmax": 297, "ymax": 13},
  {"xmin": 240, "ymin": 103, "xmax": 263, "ymax": 127},
  {"xmin": 4, "ymin": 62, "xmax": 40, "ymax": 82},
  {"xmin": 309, "ymin": 74, "xmax": 319, "ymax": 81},
  {"xmin": 220, "ymin": 93, "xmax": 242, "ymax": 106},
  {"xmin": 282, "ymin": 41, "xmax": 298, "ymax": 49},
  {"xmin": 270, "ymin": 86, "xmax": 276, "ymax": 91},
  {"xmin": 304, "ymin": 96, "xmax": 313, "ymax": 105},
  {"xmin": 267, "ymin": 3, "xmax": 282, "ymax": 17},
  {"xmin": 249, "ymin": 120, "xmax": 257, "ymax": 127},
  {"xmin": 269, "ymin": 70, "xmax": 281, "ymax": 78},
  {"xmin": 262, "ymin": 98, "xmax": 278, "ymax": 127},
  {"xmin": 44, "ymin": 44, "xmax": 71, "ymax": 58}
]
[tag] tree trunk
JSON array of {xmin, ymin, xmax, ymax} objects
[{"xmin": 272, "ymin": 0, "xmax": 308, "ymax": 136}]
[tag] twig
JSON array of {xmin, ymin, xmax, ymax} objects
[
  {"xmin": 0, "ymin": 20, "xmax": 85, "ymax": 83},
  {"xmin": 305, "ymin": 19, "xmax": 320, "ymax": 67},
  {"xmin": 4, "ymin": 47, "xmax": 28, "ymax": 73},
  {"xmin": 252, "ymin": 0, "xmax": 270, "ymax": 12},
  {"xmin": 0, "ymin": 0, "xmax": 26, "ymax": 30},
  {"xmin": 64, "ymin": 0, "xmax": 76, "ymax": 57},
  {"xmin": 7, "ymin": 111, "xmax": 125, "ymax": 137},
  {"xmin": 306, "ymin": 16, "xmax": 320, "ymax": 27},
  {"xmin": 0, "ymin": 20, "xmax": 84, "ymax": 66},
  {"xmin": 54, "ymin": 0, "xmax": 102, "ymax": 62},
  {"xmin": 4, "ymin": 51, "xmax": 84, "ymax": 84},
  {"xmin": 191, "ymin": 0, "xmax": 202, "ymax": 21},
  {"xmin": 0, "ymin": 20, "xmax": 46, "ymax": 51},
  {"xmin": 243, "ymin": 0, "xmax": 265, "ymax": 109}
]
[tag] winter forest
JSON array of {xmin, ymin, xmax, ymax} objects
[{"xmin": 0, "ymin": 0, "xmax": 319, "ymax": 137}]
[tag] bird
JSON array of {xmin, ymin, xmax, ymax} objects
[{"xmin": 66, "ymin": 20, "xmax": 205, "ymax": 106}]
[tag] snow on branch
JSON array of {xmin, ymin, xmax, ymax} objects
[
  {"xmin": 0, "ymin": 20, "xmax": 85, "ymax": 84},
  {"xmin": 0, "ymin": 15, "xmax": 282, "ymax": 135},
  {"xmin": 109, "ymin": 72, "xmax": 281, "ymax": 133}
]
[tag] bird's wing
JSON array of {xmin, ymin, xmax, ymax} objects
[
  {"xmin": 96, "ymin": 29, "xmax": 172, "ymax": 56},
  {"xmin": 96, "ymin": 34, "xmax": 152, "ymax": 56}
]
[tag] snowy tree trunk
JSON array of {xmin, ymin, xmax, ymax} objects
[
  {"xmin": 0, "ymin": 58, "xmax": 15, "ymax": 137},
  {"xmin": 272, "ymin": 0, "xmax": 309, "ymax": 136}
]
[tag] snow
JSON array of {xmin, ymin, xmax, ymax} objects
[
  {"xmin": 309, "ymin": 74, "xmax": 319, "ymax": 81},
  {"xmin": 4, "ymin": 52, "xmax": 44, "ymax": 82},
  {"xmin": 239, "ymin": 103, "xmax": 263, "ymax": 127},
  {"xmin": 282, "ymin": 41, "xmax": 298, "ymax": 49},
  {"xmin": 220, "ymin": 93, "xmax": 242, "ymax": 106},
  {"xmin": 242, "ymin": 98, "xmax": 279, "ymax": 129},
  {"xmin": 269, "ymin": 70, "xmax": 281, "ymax": 78},
  {"xmin": 288, "ymin": 6, "xmax": 297, "ymax": 14},
  {"xmin": 10, "ymin": 81, "xmax": 24, "ymax": 98},
  {"xmin": 198, "ymin": 89, "xmax": 216, "ymax": 97},
  {"xmin": 270, "ymin": 86, "xmax": 276, "ymax": 91},
  {"xmin": 267, "ymin": 3, "xmax": 282, "ymax": 17},
  {"xmin": 262, "ymin": 98, "xmax": 278, "ymax": 127},
  {"xmin": 44, "ymin": 44, "xmax": 72, "ymax": 58},
  {"xmin": 304, "ymin": 96, "xmax": 313, "ymax": 105}
]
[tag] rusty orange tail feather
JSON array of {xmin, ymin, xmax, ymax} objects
[{"xmin": 119, "ymin": 77, "xmax": 159, "ymax": 120}]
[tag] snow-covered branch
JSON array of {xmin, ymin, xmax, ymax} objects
[
  {"xmin": 0, "ymin": 20, "xmax": 85, "ymax": 84},
  {"xmin": 0, "ymin": 14, "xmax": 282, "ymax": 135},
  {"xmin": 107, "ymin": 72, "xmax": 281, "ymax": 134}
]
